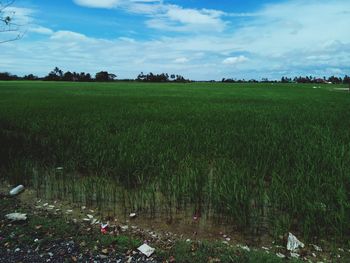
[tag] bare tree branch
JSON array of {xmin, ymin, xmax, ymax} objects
[{"xmin": 0, "ymin": 0, "xmax": 23, "ymax": 44}]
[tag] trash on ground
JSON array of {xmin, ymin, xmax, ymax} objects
[
  {"xmin": 9, "ymin": 185, "xmax": 25, "ymax": 196},
  {"xmin": 311, "ymin": 244, "xmax": 322, "ymax": 252},
  {"xmin": 276, "ymin": 253, "xmax": 285, "ymax": 258},
  {"xmin": 121, "ymin": 225, "xmax": 129, "ymax": 231},
  {"xmin": 290, "ymin": 252, "xmax": 300, "ymax": 258},
  {"xmin": 5, "ymin": 213, "xmax": 27, "ymax": 221},
  {"xmin": 100, "ymin": 223, "xmax": 108, "ymax": 234},
  {"xmin": 87, "ymin": 214, "xmax": 94, "ymax": 219},
  {"xmin": 129, "ymin": 213, "xmax": 137, "ymax": 218},
  {"xmin": 137, "ymin": 244, "xmax": 155, "ymax": 257},
  {"xmin": 287, "ymin": 232, "xmax": 304, "ymax": 252},
  {"xmin": 237, "ymin": 244, "xmax": 250, "ymax": 252}
]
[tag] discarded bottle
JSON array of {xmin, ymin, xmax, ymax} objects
[{"xmin": 9, "ymin": 185, "xmax": 25, "ymax": 196}]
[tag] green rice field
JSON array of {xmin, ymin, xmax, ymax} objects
[{"xmin": 1, "ymin": 81, "xmax": 350, "ymax": 241}]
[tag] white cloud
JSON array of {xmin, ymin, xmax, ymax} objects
[
  {"xmin": 146, "ymin": 5, "xmax": 226, "ymax": 33},
  {"xmin": 50, "ymin": 31, "xmax": 89, "ymax": 41},
  {"xmin": 223, "ymin": 56, "xmax": 248, "ymax": 65},
  {"xmin": 73, "ymin": 0, "xmax": 226, "ymax": 33},
  {"xmin": 174, "ymin": 57, "xmax": 189, "ymax": 64},
  {"xmin": 28, "ymin": 26, "xmax": 54, "ymax": 35},
  {"xmin": 73, "ymin": 0, "xmax": 121, "ymax": 8}
]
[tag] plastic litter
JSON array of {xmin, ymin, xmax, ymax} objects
[
  {"xmin": 311, "ymin": 244, "xmax": 322, "ymax": 252},
  {"xmin": 121, "ymin": 225, "xmax": 129, "ymax": 231},
  {"xmin": 276, "ymin": 253, "xmax": 285, "ymax": 258},
  {"xmin": 237, "ymin": 245, "xmax": 250, "ymax": 252},
  {"xmin": 129, "ymin": 213, "xmax": 137, "ymax": 218},
  {"xmin": 100, "ymin": 223, "xmax": 108, "ymax": 234},
  {"xmin": 5, "ymin": 213, "xmax": 27, "ymax": 221},
  {"xmin": 290, "ymin": 252, "xmax": 300, "ymax": 258},
  {"xmin": 287, "ymin": 232, "xmax": 304, "ymax": 252},
  {"xmin": 137, "ymin": 244, "xmax": 155, "ymax": 257},
  {"xmin": 9, "ymin": 185, "xmax": 25, "ymax": 196}
]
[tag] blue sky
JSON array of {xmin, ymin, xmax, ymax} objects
[{"xmin": 1, "ymin": 0, "xmax": 349, "ymax": 80}]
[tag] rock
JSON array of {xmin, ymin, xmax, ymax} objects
[{"xmin": 101, "ymin": 248, "xmax": 108, "ymax": 254}]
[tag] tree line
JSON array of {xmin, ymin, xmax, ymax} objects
[
  {"xmin": 222, "ymin": 75, "xmax": 350, "ymax": 84},
  {"xmin": 0, "ymin": 67, "xmax": 350, "ymax": 84},
  {"xmin": 0, "ymin": 67, "xmax": 190, "ymax": 83}
]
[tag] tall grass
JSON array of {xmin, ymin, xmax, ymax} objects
[{"xmin": 1, "ymin": 81, "xmax": 350, "ymax": 241}]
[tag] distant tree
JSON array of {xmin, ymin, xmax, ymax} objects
[
  {"xmin": 136, "ymin": 72, "xmax": 186, "ymax": 82},
  {"xmin": 44, "ymin": 67, "xmax": 63, "ymax": 81},
  {"xmin": 136, "ymin": 72, "xmax": 146, "ymax": 81},
  {"xmin": 95, "ymin": 71, "xmax": 116, "ymax": 82},
  {"xmin": 95, "ymin": 71, "xmax": 108, "ymax": 82},
  {"xmin": 328, "ymin": 76, "xmax": 342, "ymax": 84},
  {"xmin": 62, "ymin": 71, "xmax": 74, "ymax": 81},
  {"xmin": 343, "ymin": 75, "xmax": 350, "ymax": 85},
  {"xmin": 82, "ymin": 72, "xmax": 92, "ymax": 82},
  {"xmin": 0, "ymin": 0, "xmax": 23, "ymax": 43},
  {"xmin": 23, "ymin": 74, "xmax": 38, "ymax": 80},
  {"xmin": 0, "ymin": 71, "xmax": 17, "ymax": 80}
]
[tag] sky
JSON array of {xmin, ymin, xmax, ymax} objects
[{"xmin": 0, "ymin": 0, "xmax": 349, "ymax": 80}]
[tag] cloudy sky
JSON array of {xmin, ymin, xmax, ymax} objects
[{"xmin": 0, "ymin": 0, "xmax": 349, "ymax": 80}]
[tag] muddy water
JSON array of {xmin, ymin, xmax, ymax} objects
[{"xmin": 2, "ymin": 168, "xmax": 273, "ymax": 246}]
